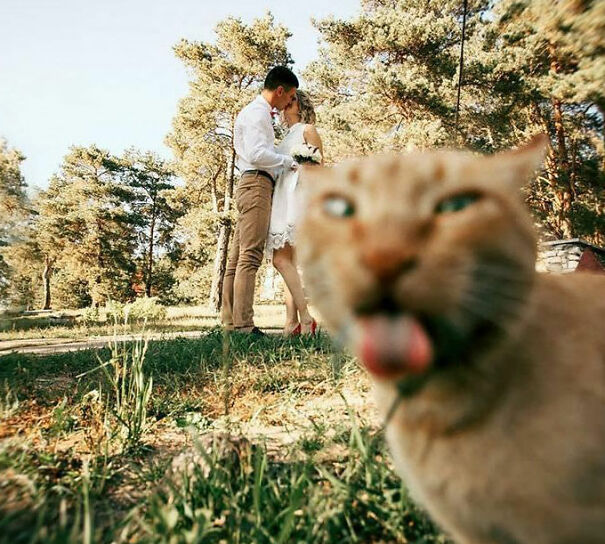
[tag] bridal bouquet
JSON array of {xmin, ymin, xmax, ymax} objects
[{"xmin": 290, "ymin": 143, "xmax": 322, "ymax": 165}]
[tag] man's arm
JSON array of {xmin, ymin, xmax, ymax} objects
[{"xmin": 241, "ymin": 113, "xmax": 293, "ymax": 171}]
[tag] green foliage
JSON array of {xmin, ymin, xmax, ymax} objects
[
  {"xmin": 79, "ymin": 306, "xmax": 100, "ymax": 325},
  {"xmin": 124, "ymin": 297, "xmax": 167, "ymax": 323},
  {"xmin": 103, "ymin": 299, "xmax": 125, "ymax": 324},
  {"xmin": 79, "ymin": 297, "xmax": 166, "ymax": 325},
  {"xmin": 0, "ymin": 138, "xmax": 27, "ymax": 215},
  {"xmin": 305, "ymin": 0, "xmax": 492, "ymax": 161},
  {"xmin": 44, "ymin": 146, "xmax": 138, "ymax": 305},
  {"xmin": 122, "ymin": 149, "xmax": 181, "ymax": 298},
  {"xmin": 0, "ymin": 138, "xmax": 29, "ymax": 304},
  {"xmin": 485, "ymin": 0, "xmax": 605, "ymax": 241},
  {"xmin": 51, "ymin": 270, "xmax": 92, "ymax": 309},
  {"xmin": 3, "ymin": 146, "xmax": 183, "ymax": 310}
]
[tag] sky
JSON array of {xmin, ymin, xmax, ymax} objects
[{"xmin": 0, "ymin": 0, "xmax": 360, "ymax": 191}]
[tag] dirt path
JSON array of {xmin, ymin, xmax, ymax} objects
[
  {"xmin": 0, "ymin": 329, "xmax": 285, "ymax": 356},
  {"xmin": 0, "ymin": 330, "xmax": 210, "ymax": 356}
]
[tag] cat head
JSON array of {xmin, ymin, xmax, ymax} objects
[{"xmin": 297, "ymin": 136, "xmax": 548, "ymax": 393}]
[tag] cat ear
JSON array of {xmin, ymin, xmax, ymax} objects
[{"xmin": 495, "ymin": 134, "xmax": 549, "ymax": 188}]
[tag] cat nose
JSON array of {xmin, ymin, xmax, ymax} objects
[{"xmin": 360, "ymin": 247, "xmax": 418, "ymax": 282}]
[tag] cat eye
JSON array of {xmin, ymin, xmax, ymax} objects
[
  {"xmin": 436, "ymin": 193, "xmax": 480, "ymax": 214},
  {"xmin": 322, "ymin": 195, "xmax": 355, "ymax": 218}
]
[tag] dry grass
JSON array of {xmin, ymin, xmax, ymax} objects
[
  {"xmin": 0, "ymin": 304, "xmax": 287, "ymax": 342},
  {"xmin": 0, "ymin": 329, "xmax": 448, "ymax": 543}
]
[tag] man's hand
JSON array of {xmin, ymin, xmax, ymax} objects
[{"xmin": 283, "ymin": 156, "xmax": 298, "ymax": 172}]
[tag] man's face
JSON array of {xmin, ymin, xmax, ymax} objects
[{"xmin": 275, "ymin": 86, "xmax": 298, "ymax": 111}]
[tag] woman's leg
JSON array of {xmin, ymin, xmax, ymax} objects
[
  {"xmin": 282, "ymin": 282, "xmax": 299, "ymax": 333},
  {"xmin": 272, "ymin": 244, "xmax": 314, "ymax": 332}
]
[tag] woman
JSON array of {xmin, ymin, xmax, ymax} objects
[{"xmin": 266, "ymin": 90, "xmax": 323, "ymax": 335}]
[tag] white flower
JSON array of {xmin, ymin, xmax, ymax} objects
[{"xmin": 290, "ymin": 143, "xmax": 322, "ymax": 164}]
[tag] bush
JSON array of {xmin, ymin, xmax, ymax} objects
[
  {"xmin": 124, "ymin": 297, "xmax": 166, "ymax": 323},
  {"xmin": 79, "ymin": 306, "xmax": 100, "ymax": 324},
  {"xmin": 104, "ymin": 299, "xmax": 125, "ymax": 324}
]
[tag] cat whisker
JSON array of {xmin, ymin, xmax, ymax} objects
[
  {"xmin": 469, "ymin": 288, "xmax": 526, "ymax": 313},
  {"xmin": 471, "ymin": 277, "xmax": 529, "ymax": 304},
  {"xmin": 472, "ymin": 263, "xmax": 533, "ymax": 284},
  {"xmin": 458, "ymin": 292, "xmax": 521, "ymax": 331},
  {"xmin": 463, "ymin": 288, "xmax": 523, "ymax": 316}
]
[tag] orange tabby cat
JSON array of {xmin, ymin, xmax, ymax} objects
[{"xmin": 297, "ymin": 136, "xmax": 605, "ymax": 544}]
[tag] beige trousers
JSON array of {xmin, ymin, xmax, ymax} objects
[{"xmin": 221, "ymin": 172, "xmax": 273, "ymax": 330}]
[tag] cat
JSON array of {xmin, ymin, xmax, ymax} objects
[{"xmin": 296, "ymin": 135, "xmax": 605, "ymax": 544}]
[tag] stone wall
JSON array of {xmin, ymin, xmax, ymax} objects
[
  {"xmin": 536, "ymin": 242, "xmax": 583, "ymax": 273},
  {"xmin": 536, "ymin": 239, "xmax": 605, "ymax": 274}
]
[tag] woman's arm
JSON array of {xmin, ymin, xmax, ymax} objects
[{"xmin": 303, "ymin": 124, "xmax": 324, "ymax": 165}]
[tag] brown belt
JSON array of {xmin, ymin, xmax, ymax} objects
[{"xmin": 242, "ymin": 169, "xmax": 274, "ymax": 183}]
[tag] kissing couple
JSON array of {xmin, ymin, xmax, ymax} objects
[{"xmin": 221, "ymin": 66, "xmax": 324, "ymax": 336}]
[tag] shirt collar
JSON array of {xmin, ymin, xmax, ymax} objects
[{"xmin": 256, "ymin": 94, "xmax": 272, "ymax": 112}]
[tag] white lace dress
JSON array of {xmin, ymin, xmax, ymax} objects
[{"xmin": 266, "ymin": 123, "xmax": 306, "ymax": 255}]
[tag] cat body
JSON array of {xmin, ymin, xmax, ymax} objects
[
  {"xmin": 381, "ymin": 272, "xmax": 605, "ymax": 544},
  {"xmin": 297, "ymin": 137, "xmax": 605, "ymax": 544}
]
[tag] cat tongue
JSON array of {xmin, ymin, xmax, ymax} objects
[{"xmin": 356, "ymin": 315, "xmax": 432, "ymax": 378}]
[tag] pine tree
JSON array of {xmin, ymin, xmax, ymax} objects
[
  {"xmin": 308, "ymin": 0, "xmax": 603, "ymax": 242},
  {"xmin": 40, "ymin": 146, "xmax": 138, "ymax": 306},
  {"xmin": 167, "ymin": 13, "xmax": 292, "ymax": 311},
  {"xmin": 305, "ymin": 0, "xmax": 492, "ymax": 162},
  {"xmin": 487, "ymin": 0, "xmax": 604, "ymax": 241},
  {"xmin": 122, "ymin": 149, "xmax": 180, "ymax": 298},
  {"xmin": 0, "ymin": 138, "xmax": 28, "ymax": 304}
]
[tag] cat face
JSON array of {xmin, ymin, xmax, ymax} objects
[{"xmin": 297, "ymin": 136, "xmax": 547, "ymax": 391}]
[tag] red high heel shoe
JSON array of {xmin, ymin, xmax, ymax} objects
[
  {"xmin": 302, "ymin": 319, "xmax": 318, "ymax": 336},
  {"xmin": 288, "ymin": 323, "xmax": 302, "ymax": 336}
]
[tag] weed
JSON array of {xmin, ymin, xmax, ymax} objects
[
  {"xmin": 98, "ymin": 339, "xmax": 154, "ymax": 454},
  {"xmin": 47, "ymin": 397, "xmax": 78, "ymax": 437},
  {"xmin": 0, "ymin": 381, "xmax": 19, "ymax": 420}
]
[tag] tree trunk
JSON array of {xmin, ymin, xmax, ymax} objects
[
  {"xmin": 208, "ymin": 148, "xmax": 237, "ymax": 313},
  {"xmin": 146, "ymin": 210, "xmax": 156, "ymax": 297},
  {"xmin": 208, "ymin": 220, "xmax": 232, "ymax": 313},
  {"xmin": 550, "ymin": 99, "xmax": 575, "ymax": 238},
  {"xmin": 42, "ymin": 256, "xmax": 53, "ymax": 310},
  {"xmin": 548, "ymin": 43, "xmax": 575, "ymax": 238}
]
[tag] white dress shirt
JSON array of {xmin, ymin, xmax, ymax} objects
[{"xmin": 234, "ymin": 94, "xmax": 293, "ymax": 180}]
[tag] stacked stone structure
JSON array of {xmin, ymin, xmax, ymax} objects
[{"xmin": 536, "ymin": 239, "xmax": 605, "ymax": 274}]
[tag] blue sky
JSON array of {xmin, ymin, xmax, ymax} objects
[{"xmin": 0, "ymin": 0, "xmax": 360, "ymax": 190}]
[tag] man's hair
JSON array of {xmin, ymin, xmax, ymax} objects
[{"xmin": 264, "ymin": 66, "xmax": 299, "ymax": 91}]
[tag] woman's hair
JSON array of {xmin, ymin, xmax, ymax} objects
[{"xmin": 296, "ymin": 90, "xmax": 316, "ymax": 124}]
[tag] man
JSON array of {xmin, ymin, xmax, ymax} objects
[{"xmin": 221, "ymin": 66, "xmax": 299, "ymax": 334}]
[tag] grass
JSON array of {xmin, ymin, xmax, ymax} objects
[{"xmin": 0, "ymin": 326, "xmax": 450, "ymax": 543}]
